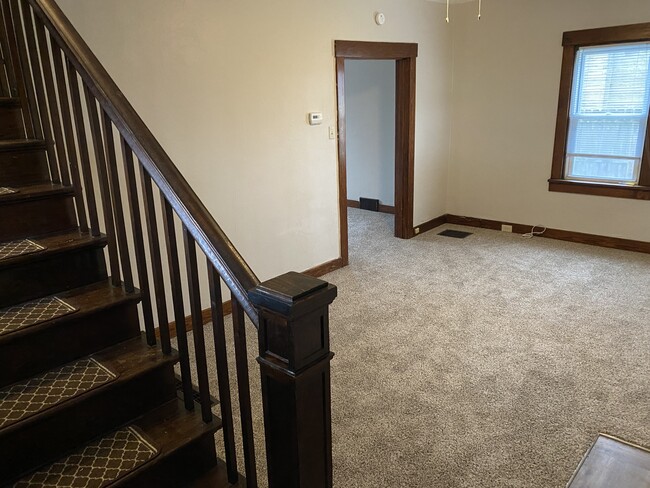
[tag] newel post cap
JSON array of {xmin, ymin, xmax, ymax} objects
[{"xmin": 249, "ymin": 271, "xmax": 337, "ymax": 318}]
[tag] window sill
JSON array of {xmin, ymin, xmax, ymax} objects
[{"xmin": 548, "ymin": 179, "xmax": 650, "ymax": 201}]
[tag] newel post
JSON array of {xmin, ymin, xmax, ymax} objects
[{"xmin": 249, "ymin": 271, "xmax": 337, "ymax": 488}]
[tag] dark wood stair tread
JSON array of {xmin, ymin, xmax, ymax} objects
[
  {"xmin": 0, "ymin": 182, "xmax": 73, "ymax": 203},
  {"xmin": 0, "ymin": 357, "xmax": 116, "ymax": 431},
  {"xmin": 0, "ymin": 280, "xmax": 140, "ymax": 344},
  {"xmin": 0, "ymin": 98, "xmax": 21, "ymax": 108},
  {"xmin": 0, "ymin": 139, "xmax": 47, "ymax": 151},
  {"xmin": 12, "ymin": 398, "xmax": 222, "ymax": 487},
  {"xmin": 0, "ymin": 334, "xmax": 178, "ymax": 435},
  {"xmin": 185, "ymin": 459, "xmax": 247, "ymax": 487},
  {"xmin": 0, "ymin": 230, "xmax": 107, "ymax": 268},
  {"xmin": 0, "ymin": 295, "xmax": 78, "ymax": 338},
  {"xmin": 13, "ymin": 425, "xmax": 160, "ymax": 487},
  {"xmin": 130, "ymin": 398, "xmax": 221, "ymax": 460}
]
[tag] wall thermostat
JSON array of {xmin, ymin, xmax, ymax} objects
[
  {"xmin": 375, "ymin": 12, "xmax": 385, "ymax": 25},
  {"xmin": 309, "ymin": 112, "xmax": 323, "ymax": 125}
]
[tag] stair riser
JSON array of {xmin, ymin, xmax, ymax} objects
[
  {"xmin": 0, "ymin": 364, "xmax": 177, "ymax": 482},
  {"xmin": 0, "ymin": 194, "xmax": 77, "ymax": 241},
  {"xmin": 0, "ymin": 302, "xmax": 140, "ymax": 387},
  {"xmin": 0, "ymin": 247, "xmax": 107, "ymax": 308},
  {"xmin": 119, "ymin": 433, "xmax": 219, "ymax": 488},
  {"xmin": 0, "ymin": 148, "xmax": 49, "ymax": 186},
  {"xmin": 0, "ymin": 107, "xmax": 26, "ymax": 140}
]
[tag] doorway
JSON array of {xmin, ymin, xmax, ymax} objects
[
  {"xmin": 335, "ymin": 41, "xmax": 418, "ymax": 265},
  {"xmin": 345, "ymin": 59, "xmax": 396, "ymax": 220}
]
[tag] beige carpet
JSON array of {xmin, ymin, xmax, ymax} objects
[{"xmin": 184, "ymin": 207, "xmax": 650, "ymax": 487}]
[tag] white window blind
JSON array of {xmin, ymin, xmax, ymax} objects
[{"xmin": 566, "ymin": 42, "xmax": 650, "ymax": 184}]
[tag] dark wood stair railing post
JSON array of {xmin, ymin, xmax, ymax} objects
[{"xmin": 249, "ymin": 271, "xmax": 337, "ymax": 488}]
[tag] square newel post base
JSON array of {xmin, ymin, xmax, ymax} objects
[{"xmin": 249, "ymin": 271, "xmax": 337, "ymax": 488}]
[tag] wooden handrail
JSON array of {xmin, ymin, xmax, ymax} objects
[{"xmin": 26, "ymin": 0, "xmax": 261, "ymax": 325}]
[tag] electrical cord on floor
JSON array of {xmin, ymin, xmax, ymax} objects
[{"xmin": 521, "ymin": 225, "xmax": 547, "ymax": 239}]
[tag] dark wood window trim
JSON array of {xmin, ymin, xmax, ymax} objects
[{"xmin": 550, "ymin": 22, "xmax": 650, "ymax": 200}]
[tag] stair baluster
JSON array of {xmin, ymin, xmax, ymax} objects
[
  {"xmin": 232, "ymin": 297, "xmax": 259, "ymax": 488},
  {"xmin": 100, "ymin": 110, "xmax": 134, "ymax": 293},
  {"xmin": 0, "ymin": 5, "xmax": 17, "ymax": 98},
  {"xmin": 162, "ymin": 197, "xmax": 194, "ymax": 409},
  {"xmin": 208, "ymin": 262, "xmax": 239, "ymax": 484},
  {"xmin": 0, "ymin": 0, "xmax": 337, "ymax": 485},
  {"xmin": 33, "ymin": 16, "xmax": 70, "ymax": 186},
  {"xmin": 184, "ymin": 228, "xmax": 214, "ymax": 423},
  {"xmin": 67, "ymin": 62, "xmax": 100, "ymax": 235},
  {"xmin": 140, "ymin": 167, "xmax": 172, "ymax": 355},
  {"xmin": 122, "ymin": 136, "xmax": 156, "ymax": 344},
  {"xmin": 17, "ymin": 1, "xmax": 60, "ymax": 182},
  {"xmin": 83, "ymin": 87, "xmax": 120, "ymax": 287},
  {"xmin": 2, "ymin": 0, "xmax": 38, "ymax": 137},
  {"xmin": 50, "ymin": 42, "xmax": 88, "ymax": 232}
]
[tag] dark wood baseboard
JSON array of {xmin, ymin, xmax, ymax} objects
[
  {"xmin": 158, "ymin": 257, "xmax": 347, "ymax": 339},
  {"xmin": 163, "ymin": 301, "xmax": 231, "ymax": 339},
  {"xmin": 414, "ymin": 214, "xmax": 447, "ymax": 234},
  {"xmin": 157, "ymin": 300, "xmax": 232, "ymax": 340},
  {"xmin": 303, "ymin": 257, "xmax": 347, "ymax": 277},
  {"xmin": 413, "ymin": 213, "xmax": 650, "ymax": 254},
  {"xmin": 445, "ymin": 214, "xmax": 650, "ymax": 255},
  {"xmin": 159, "ymin": 211, "xmax": 648, "ymax": 340},
  {"xmin": 347, "ymin": 199, "xmax": 395, "ymax": 215}
]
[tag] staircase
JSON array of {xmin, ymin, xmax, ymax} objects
[
  {"xmin": 0, "ymin": 47, "xmax": 239, "ymax": 488},
  {"xmin": 0, "ymin": 0, "xmax": 336, "ymax": 487}
]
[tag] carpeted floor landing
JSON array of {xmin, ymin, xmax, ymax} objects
[{"xmin": 185, "ymin": 208, "xmax": 650, "ymax": 487}]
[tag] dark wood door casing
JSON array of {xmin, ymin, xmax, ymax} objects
[{"xmin": 335, "ymin": 40, "xmax": 418, "ymax": 264}]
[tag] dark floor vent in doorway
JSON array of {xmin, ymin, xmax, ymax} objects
[
  {"xmin": 359, "ymin": 197, "xmax": 380, "ymax": 212},
  {"xmin": 438, "ymin": 229, "xmax": 473, "ymax": 239}
]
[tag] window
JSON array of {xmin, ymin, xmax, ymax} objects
[{"xmin": 550, "ymin": 23, "xmax": 650, "ymax": 200}]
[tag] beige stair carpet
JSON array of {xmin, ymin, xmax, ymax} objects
[
  {"xmin": 0, "ymin": 358, "xmax": 116, "ymax": 429},
  {"xmin": 0, "ymin": 296, "xmax": 77, "ymax": 337},
  {"xmin": 13, "ymin": 427, "xmax": 158, "ymax": 488},
  {"xmin": 0, "ymin": 239, "xmax": 45, "ymax": 261}
]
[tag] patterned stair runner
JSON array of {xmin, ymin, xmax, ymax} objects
[
  {"xmin": 0, "ymin": 239, "xmax": 45, "ymax": 261},
  {"xmin": 0, "ymin": 296, "xmax": 78, "ymax": 337},
  {"xmin": 0, "ymin": 187, "xmax": 18, "ymax": 196},
  {"xmin": 0, "ymin": 358, "xmax": 116, "ymax": 429},
  {"xmin": 13, "ymin": 426, "xmax": 158, "ymax": 487}
]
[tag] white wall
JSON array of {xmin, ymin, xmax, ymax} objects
[
  {"xmin": 448, "ymin": 0, "xmax": 650, "ymax": 242},
  {"xmin": 56, "ymin": 0, "xmax": 453, "ymax": 280},
  {"xmin": 345, "ymin": 60, "xmax": 396, "ymax": 206}
]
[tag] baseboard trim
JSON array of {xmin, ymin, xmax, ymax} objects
[
  {"xmin": 413, "ymin": 213, "xmax": 650, "ymax": 254},
  {"xmin": 303, "ymin": 257, "xmax": 347, "ymax": 277},
  {"xmin": 347, "ymin": 199, "xmax": 395, "ymax": 215},
  {"xmin": 157, "ymin": 300, "xmax": 232, "ymax": 340},
  {"xmin": 414, "ymin": 214, "xmax": 448, "ymax": 234},
  {"xmin": 446, "ymin": 214, "xmax": 650, "ymax": 255},
  {"xmin": 158, "ymin": 257, "xmax": 347, "ymax": 339}
]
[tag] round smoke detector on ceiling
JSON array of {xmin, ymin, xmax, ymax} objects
[{"xmin": 375, "ymin": 12, "xmax": 386, "ymax": 25}]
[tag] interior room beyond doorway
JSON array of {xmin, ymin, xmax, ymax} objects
[{"xmin": 345, "ymin": 59, "xmax": 396, "ymax": 231}]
